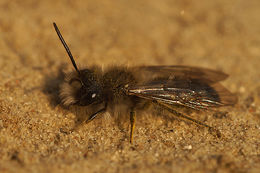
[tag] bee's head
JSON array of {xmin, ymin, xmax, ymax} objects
[
  {"xmin": 64, "ymin": 69, "xmax": 103, "ymax": 106},
  {"xmin": 53, "ymin": 23, "xmax": 103, "ymax": 106}
]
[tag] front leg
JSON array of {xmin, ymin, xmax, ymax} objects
[{"xmin": 85, "ymin": 102, "xmax": 108, "ymax": 124}]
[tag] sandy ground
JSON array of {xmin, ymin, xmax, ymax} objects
[{"xmin": 0, "ymin": 0, "xmax": 260, "ymax": 172}]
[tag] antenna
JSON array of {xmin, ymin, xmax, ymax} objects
[{"xmin": 53, "ymin": 22, "xmax": 80, "ymax": 74}]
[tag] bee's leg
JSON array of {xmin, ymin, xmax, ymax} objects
[
  {"xmin": 160, "ymin": 103, "xmax": 221, "ymax": 138},
  {"xmin": 85, "ymin": 102, "xmax": 107, "ymax": 124},
  {"xmin": 130, "ymin": 110, "xmax": 136, "ymax": 144},
  {"xmin": 85, "ymin": 108, "xmax": 106, "ymax": 124}
]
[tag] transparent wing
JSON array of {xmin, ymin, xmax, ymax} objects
[
  {"xmin": 128, "ymin": 79, "xmax": 237, "ymax": 110},
  {"xmin": 131, "ymin": 65, "xmax": 228, "ymax": 84}
]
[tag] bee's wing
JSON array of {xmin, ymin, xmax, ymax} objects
[
  {"xmin": 128, "ymin": 79, "xmax": 237, "ymax": 110},
  {"xmin": 132, "ymin": 65, "xmax": 228, "ymax": 84}
]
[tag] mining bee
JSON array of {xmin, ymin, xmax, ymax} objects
[{"xmin": 53, "ymin": 23, "xmax": 237, "ymax": 143}]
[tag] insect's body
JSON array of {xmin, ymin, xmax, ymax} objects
[
  {"xmin": 102, "ymin": 67, "xmax": 136, "ymax": 103},
  {"xmin": 61, "ymin": 66, "xmax": 138, "ymax": 107},
  {"xmin": 53, "ymin": 23, "xmax": 237, "ymax": 143}
]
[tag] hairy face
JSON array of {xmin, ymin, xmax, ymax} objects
[{"xmin": 60, "ymin": 69, "xmax": 103, "ymax": 106}]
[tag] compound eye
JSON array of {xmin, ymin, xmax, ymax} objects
[
  {"xmin": 91, "ymin": 93, "xmax": 96, "ymax": 98},
  {"xmin": 70, "ymin": 78, "xmax": 82, "ymax": 89}
]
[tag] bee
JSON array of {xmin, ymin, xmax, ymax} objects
[{"xmin": 53, "ymin": 23, "xmax": 237, "ymax": 143}]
